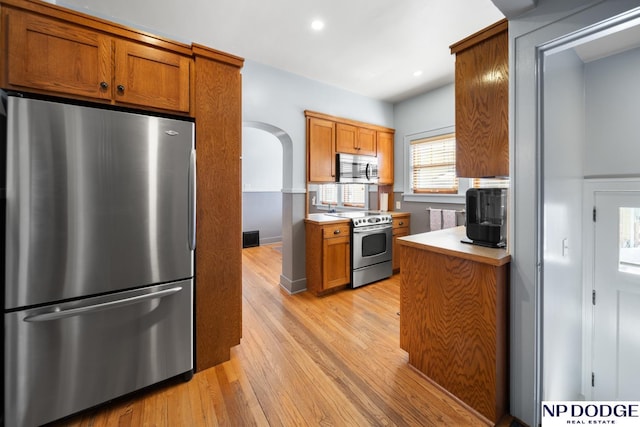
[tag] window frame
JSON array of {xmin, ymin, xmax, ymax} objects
[
  {"xmin": 403, "ymin": 126, "xmax": 468, "ymax": 203},
  {"xmin": 410, "ymin": 131, "xmax": 458, "ymax": 194},
  {"xmin": 314, "ymin": 183, "xmax": 369, "ymax": 210}
]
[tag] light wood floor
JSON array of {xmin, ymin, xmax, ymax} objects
[{"xmin": 50, "ymin": 243, "xmax": 496, "ymax": 426}]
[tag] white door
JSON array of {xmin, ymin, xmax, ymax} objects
[{"xmin": 592, "ymin": 191, "xmax": 640, "ymax": 400}]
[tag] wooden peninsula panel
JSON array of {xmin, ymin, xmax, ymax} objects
[{"xmin": 399, "ymin": 227, "xmax": 509, "ymax": 424}]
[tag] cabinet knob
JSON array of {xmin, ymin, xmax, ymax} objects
[
  {"xmin": 399, "ymin": 221, "xmax": 404, "ymax": 226},
  {"xmin": 100, "ymin": 81, "xmax": 109, "ymax": 90},
  {"xmin": 117, "ymin": 84, "xmax": 125, "ymax": 93},
  {"xmin": 334, "ymin": 229, "xmax": 341, "ymax": 235}
]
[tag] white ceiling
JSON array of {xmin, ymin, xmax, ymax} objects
[{"xmin": 56, "ymin": 0, "xmax": 505, "ymax": 103}]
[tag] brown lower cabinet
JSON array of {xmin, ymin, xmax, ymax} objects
[
  {"xmin": 392, "ymin": 214, "xmax": 410, "ymax": 272},
  {"xmin": 399, "ymin": 227, "xmax": 510, "ymax": 424},
  {"xmin": 305, "ymin": 220, "xmax": 351, "ymax": 295}
]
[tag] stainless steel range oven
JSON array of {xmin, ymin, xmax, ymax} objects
[{"xmin": 327, "ymin": 211, "xmax": 393, "ymax": 288}]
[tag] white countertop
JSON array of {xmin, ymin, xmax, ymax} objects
[{"xmin": 398, "ymin": 226, "xmax": 511, "ymax": 267}]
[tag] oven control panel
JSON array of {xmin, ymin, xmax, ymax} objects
[{"xmin": 352, "ymin": 214, "xmax": 392, "ymax": 227}]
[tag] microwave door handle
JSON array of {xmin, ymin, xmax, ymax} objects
[{"xmin": 365, "ymin": 163, "xmax": 370, "ymax": 180}]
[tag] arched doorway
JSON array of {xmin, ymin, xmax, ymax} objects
[{"xmin": 242, "ymin": 121, "xmax": 306, "ymax": 293}]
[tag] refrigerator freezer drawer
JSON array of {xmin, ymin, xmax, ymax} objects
[{"xmin": 4, "ymin": 279, "xmax": 193, "ymax": 427}]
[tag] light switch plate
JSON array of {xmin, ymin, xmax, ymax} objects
[{"xmin": 396, "ymin": 201, "xmax": 401, "ymax": 210}]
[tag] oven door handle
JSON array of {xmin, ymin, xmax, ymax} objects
[{"xmin": 352, "ymin": 225, "xmax": 392, "ymax": 233}]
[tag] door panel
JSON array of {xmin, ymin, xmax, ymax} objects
[
  {"xmin": 6, "ymin": 9, "xmax": 112, "ymax": 100},
  {"xmin": 114, "ymin": 40, "xmax": 191, "ymax": 112},
  {"xmin": 5, "ymin": 96, "xmax": 194, "ymax": 308},
  {"xmin": 593, "ymin": 191, "xmax": 640, "ymax": 400},
  {"xmin": 4, "ymin": 280, "xmax": 193, "ymax": 427}
]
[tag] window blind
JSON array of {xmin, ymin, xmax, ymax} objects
[
  {"xmin": 318, "ymin": 184, "xmax": 338, "ymax": 204},
  {"xmin": 342, "ymin": 184, "xmax": 365, "ymax": 207},
  {"xmin": 411, "ymin": 133, "xmax": 457, "ymax": 193},
  {"xmin": 317, "ymin": 183, "xmax": 365, "ymax": 207},
  {"xmin": 473, "ymin": 177, "xmax": 510, "ymax": 188}
]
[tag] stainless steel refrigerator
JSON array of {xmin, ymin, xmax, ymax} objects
[{"xmin": 2, "ymin": 93, "xmax": 196, "ymax": 427}]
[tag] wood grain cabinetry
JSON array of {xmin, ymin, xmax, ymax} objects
[
  {"xmin": 1, "ymin": 0, "xmax": 244, "ymax": 372},
  {"xmin": 377, "ymin": 131, "xmax": 394, "ymax": 185},
  {"xmin": 307, "ymin": 117, "xmax": 336, "ymax": 182},
  {"xmin": 336, "ymin": 123, "xmax": 376, "ymax": 156},
  {"xmin": 114, "ymin": 39, "xmax": 190, "ymax": 112},
  {"xmin": 305, "ymin": 110, "xmax": 394, "ymax": 184},
  {"xmin": 450, "ymin": 19, "xmax": 508, "ymax": 178},
  {"xmin": 391, "ymin": 214, "xmax": 410, "ymax": 272},
  {"xmin": 1, "ymin": 2, "xmax": 191, "ymax": 114},
  {"xmin": 305, "ymin": 221, "xmax": 351, "ymax": 295},
  {"xmin": 399, "ymin": 227, "xmax": 509, "ymax": 424},
  {"xmin": 192, "ymin": 44, "xmax": 244, "ymax": 370}
]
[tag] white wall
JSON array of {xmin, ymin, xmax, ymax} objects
[
  {"xmin": 242, "ymin": 60, "xmax": 394, "ymax": 189},
  {"xmin": 393, "ymin": 83, "xmax": 455, "ymax": 193},
  {"xmin": 585, "ymin": 46, "xmax": 640, "ymax": 177},
  {"xmin": 542, "ymin": 48, "xmax": 585, "ymax": 401},
  {"xmin": 507, "ymin": 0, "xmax": 640, "ymax": 424},
  {"xmin": 391, "ymin": 83, "xmax": 468, "ymax": 234},
  {"xmin": 242, "ymin": 128, "xmax": 283, "ymax": 244},
  {"xmin": 242, "ymin": 128, "xmax": 282, "ymax": 192}
]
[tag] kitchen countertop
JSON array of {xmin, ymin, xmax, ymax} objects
[
  {"xmin": 398, "ymin": 226, "xmax": 510, "ymax": 267},
  {"xmin": 305, "ymin": 211, "xmax": 409, "ymax": 225},
  {"xmin": 304, "ymin": 213, "xmax": 350, "ymax": 225}
]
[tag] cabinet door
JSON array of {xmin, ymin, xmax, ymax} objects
[
  {"xmin": 392, "ymin": 228, "xmax": 409, "ymax": 271},
  {"xmin": 5, "ymin": 9, "xmax": 112, "ymax": 101},
  {"xmin": 308, "ymin": 117, "xmax": 336, "ymax": 182},
  {"xmin": 377, "ymin": 131, "xmax": 394, "ymax": 185},
  {"xmin": 357, "ymin": 127, "xmax": 377, "ymax": 156},
  {"xmin": 454, "ymin": 26, "xmax": 508, "ymax": 177},
  {"xmin": 323, "ymin": 235, "xmax": 351, "ymax": 290},
  {"xmin": 114, "ymin": 40, "xmax": 191, "ymax": 113},
  {"xmin": 336, "ymin": 123, "xmax": 359, "ymax": 154}
]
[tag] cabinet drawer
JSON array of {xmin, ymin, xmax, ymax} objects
[
  {"xmin": 393, "ymin": 217, "xmax": 409, "ymax": 229},
  {"xmin": 322, "ymin": 225, "xmax": 350, "ymax": 239}
]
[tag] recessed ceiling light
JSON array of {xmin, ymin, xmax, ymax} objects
[
  {"xmin": 413, "ymin": 70, "xmax": 423, "ymax": 77},
  {"xmin": 311, "ymin": 20, "xmax": 325, "ymax": 31}
]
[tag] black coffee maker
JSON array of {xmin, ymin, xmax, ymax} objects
[{"xmin": 464, "ymin": 188, "xmax": 507, "ymax": 248}]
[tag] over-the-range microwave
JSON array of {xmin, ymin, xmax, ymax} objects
[{"xmin": 336, "ymin": 153, "xmax": 379, "ymax": 184}]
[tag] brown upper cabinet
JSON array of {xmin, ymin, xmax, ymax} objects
[
  {"xmin": 305, "ymin": 110, "xmax": 394, "ymax": 184},
  {"xmin": 377, "ymin": 131, "xmax": 394, "ymax": 185},
  {"xmin": 336, "ymin": 123, "xmax": 377, "ymax": 156},
  {"xmin": 450, "ymin": 19, "xmax": 508, "ymax": 178},
  {"xmin": 2, "ymin": 4, "xmax": 191, "ymax": 114},
  {"xmin": 307, "ymin": 116, "xmax": 336, "ymax": 182},
  {"xmin": 1, "ymin": 0, "xmax": 245, "ymax": 373},
  {"xmin": 114, "ymin": 39, "xmax": 191, "ymax": 113}
]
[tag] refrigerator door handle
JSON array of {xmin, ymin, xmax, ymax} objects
[
  {"xmin": 188, "ymin": 149, "xmax": 197, "ymax": 250},
  {"xmin": 22, "ymin": 287, "xmax": 183, "ymax": 322}
]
